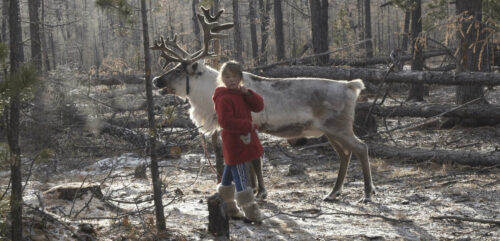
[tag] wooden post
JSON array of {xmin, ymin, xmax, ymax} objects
[{"xmin": 207, "ymin": 193, "xmax": 229, "ymax": 239}]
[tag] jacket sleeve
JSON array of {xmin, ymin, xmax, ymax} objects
[
  {"xmin": 243, "ymin": 89, "xmax": 264, "ymax": 112},
  {"xmin": 215, "ymin": 97, "xmax": 252, "ymax": 133}
]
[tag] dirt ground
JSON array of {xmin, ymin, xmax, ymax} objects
[{"xmin": 8, "ymin": 128, "xmax": 498, "ymax": 240}]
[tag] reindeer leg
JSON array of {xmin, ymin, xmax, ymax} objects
[
  {"xmin": 246, "ymin": 161, "xmax": 257, "ymax": 190},
  {"xmin": 332, "ymin": 134, "xmax": 375, "ymax": 203},
  {"xmin": 324, "ymin": 135, "xmax": 351, "ymax": 202},
  {"xmin": 251, "ymin": 158, "xmax": 267, "ymax": 200},
  {"xmin": 211, "ymin": 131, "xmax": 224, "ymax": 179}
]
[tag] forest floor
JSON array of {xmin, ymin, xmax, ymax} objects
[
  {"xmin": 0, "ymin": 67, "xmax": 499, "ymax": 240},
  {"xmin": 6, "ymin": 131, "xmax": 499, "ymax": 241}
]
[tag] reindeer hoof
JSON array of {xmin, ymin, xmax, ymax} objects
[
  {"xmin": 256, "ymin": 190, "xmax": 268, "ymax": 200},
  {"xmin": 359, "ymin": 197, "xmax": 373, "ymax": 203},
  {"xmin": 323, "ymin": 191, "xmax": 341, "ymax": 202}
]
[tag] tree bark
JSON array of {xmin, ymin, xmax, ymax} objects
[
  {"xmin": 256, "ymin": 65, "xmax": 500, "ymax": 86},
  {"xmin": 274, "ymin": 0, "xmax": 285, "ymax": 60},
  {"xmin": 408, "ymin": 0, "xmax": 425, "ymax": 101},
  {"xmin": 8, "ymin": 0, "xmax": 25, "ymax": 239},
  {"xmin": 1, "ymin": 0, "xmax": 7, "ymax": 42},
  {"xmin": 249, "ymin": 0, "xmax": 259, "ymax": 63},
  {"xmin": 192, "ymin": 0, "xmax": 201, "ymax": 49},
  {"xmin": 232, "ymin": 0, "xmax": 243, "ymax": 63},
  {"xmin": 309, "ymin": 0, "xmax": 329, "ymax": 65},
  {"xmin": 259, "ymin": 0, "xmax": 271, "ymax": 64},
  {"xmin": 140, "ymin": 0, "xmax": 166, "ymax": 232},
  {"xmin": 29, "ymin": 0, "xmax": 47, "ymax": 148},
  {"xmin": 455, "ymin": 0, "xmax": 486, "ymax": 104},
  {"xmin": 369, "ymin": 143, "xmax": 500, "ymax": 167},
  {"xmin": 207, "ymin": 193, "xmax": 229, "ymax": 238},
  {"xmin": 401, "ymin": 9, "xmax": 410, "ymax": 52},
  {"xmin": 364, "ymin": 0, "xmax": 373, "ymax": 58},
  {"xmin": 40, "ymin": 0, "xmax": 50, "ymax": 71}
]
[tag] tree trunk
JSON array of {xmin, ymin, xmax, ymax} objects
[
  {"xmin": 232, "ymin": 0, "xmax": 243, "ymax": 63},
  {"xmin": 455, "ymin": 0, "xmax": 486, "ymax": 104},
  {"xmin": 259, "ymin": 0, "xmax": 271, "ymax": 65},
  {"xmin": 140, "ymin": 0, "xmax": 166, "ymax": 232},
  {"xmin": 257, "ymin": 65, "xmax": 500, "ymax": 86},
  {"xmin": 207, "ymin": 193, "xmax": 229, "ymax": 238},
  {"xmin": 192, "ymin": 0, "xmax": 201, "ymax": 49},
  {"xmin": 408, "ymin": 0, "xmax": 425, "ymax": 101},
  {"xmin": 49, "ymin": 30, "xmax": 56, "ymax": 69},
  {"xmin": 309, "ymin": 0, "xmax": 329, "ymax": 65},
  {"xmin": 249, "ymin": 0, "xmax": 259, "ymax": 64},
  {"xmin": 1, "ymin": 0, "xmax": 6, "ymax": 42},
  {"xmin": 401, "ymin": 9, "xmax": 410, "ymax": 52},
  {"xmin": 8, "ymin": 0, "xmax": 25, "ymax": 239},
  {"xmin": 274, "ymin": 0, "xmax": 285, "ymax": 60},
  {"xmin": 28, "ymin": 0, "xmax": 44, "ymax": 128},
  {"xmin": 40, "ymin": 0, "xmax": 50, "ymax": 71},
  {"xmin": 364, "ymin": 0, "xmax": 373, "ymax": 58}
]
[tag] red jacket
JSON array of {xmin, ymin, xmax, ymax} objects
[{"xmin": 213, "ymin": 87, "xmax": 264, "ymax": 165}]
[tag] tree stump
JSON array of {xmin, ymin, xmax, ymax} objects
[
  {"xmin": 43, "ymin": 183, "xmax": 103, "ymax": 201},
  {"xmin": 207, "ymin": 193, "xmax": 229, "ymax": 239}
]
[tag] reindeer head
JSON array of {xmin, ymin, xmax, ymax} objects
[{"xmin": 152, "ymin": 7, "xmax": 233, "ymax": 97}]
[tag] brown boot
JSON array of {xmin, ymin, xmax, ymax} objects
[
  {"xmin": 217, "ymin": 184, "xmax": 245, "ymax": 219},
  {"xmin": 235, "ymin": 188, "xmax": 262, "ymax": 222}
]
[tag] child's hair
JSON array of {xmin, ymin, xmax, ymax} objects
[{"xmin": 216, "ymin": 61, "xmax": 243, "ymax": 87}]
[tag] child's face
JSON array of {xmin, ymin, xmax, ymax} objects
[{"xmin": 222, "ymin": 71, "xmax": 242, "ymax": 90}]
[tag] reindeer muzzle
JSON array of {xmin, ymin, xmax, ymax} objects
[{"xmin": 159, "ymin": 87, "xmax": 176, "ymax": 95}]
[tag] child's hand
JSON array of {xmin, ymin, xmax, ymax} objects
[{"xmin": 240, "ymin": 86, "xmax": 249, "ymax": 95}]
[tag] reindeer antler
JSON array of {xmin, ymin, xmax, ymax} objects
[{"xmin": 152, "ymin": 6, "xmax": 234, "ymax": 67}]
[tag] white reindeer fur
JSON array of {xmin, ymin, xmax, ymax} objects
[{"xmin": 163, "ymin": 62, "xmax": 364, "ymax": 138}]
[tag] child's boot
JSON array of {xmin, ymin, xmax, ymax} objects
[
  {"xmin": 217, "ymin": 184, "xmax": 245, "ymax": 219},
  {"xmin": 235, "ymin": 188, "xmax": 262, "ymax": 222}
]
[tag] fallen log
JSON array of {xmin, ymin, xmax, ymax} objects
[
  {"xmin": 356, "ymin": 103, "xmax": 500, "ymax": 120},
  {"xmin": 368, "ymin": 143, "xmax": 500, "ymax": 166},
  {"xmin": 107, "ymin": 116, "xmax": 195, "ymax": 129},
  {"xmin": 329, "ymin": 49, "xmax": 450, "ymax": 67},
  {"xmin": 43, "ymin": 183, "xmax": 103, "ymax": 201},
  {"xmin": 257, "ymin": 66, "xmax": 500, "ymax": 86},
  {"xmin": 98, "ymin": 121, "xmax": 176, "ymax": 158},
  {"xmin": 92, "ymin": 75, "xmax": 144, "ymax": 86}
]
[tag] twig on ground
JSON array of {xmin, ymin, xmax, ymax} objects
[
  {"xmin": 0, "ymin": 178, "xmax": 11, "ymax": 201},
  {"xmin": 69, "ymin": 175, "xmax": 89, "ymax": 217},
  {"xmin": 24, "ymin": 203, "xmax": 86, "ymax": 241},
  {"xmin": 431, "ymin": 215, "xmax": 500, "ymax": 225},
  {"xmin": 273, "ymin": 208, "xmax": 413, "ymax": 223}
]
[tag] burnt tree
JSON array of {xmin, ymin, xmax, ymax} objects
[
  {"xmin": 249, "ymin": 0, "xmax": 259, "ymax": 63},
  {"xmin": 192, "ymin": 0, "xmax": 201, "ymax": 49},
  {"xmin": 274, "ymin": 0, "xmax": 285, "ymax": 60},
  {"xmin": 455, "ymin": 0, "xmax": 487, "ymax": 104},
  {"xmin": 8, "ymin": 0, "xmax": 25, "ymax": 239},
  {"xmin": 140, "ymin": 0, "xmax": 166, "ymax": 231},
  {"xmin": 259, "ymin": 0, "xmax": 271, "ymax": 64},
  {"xmin": 309, "ymin": 0, "xmax": 329, "ymax": 65},
  {"xmin": 232, "ymin": 0, "xmax": 243, "ymax": 63},
  {"xmin": 407, "ymin": 0, "xmax": 425, "ymax": 101},
  {"xmin": 364, "ymin": 0, "xmax": 373, "ymax": 57}
]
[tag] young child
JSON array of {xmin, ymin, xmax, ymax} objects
[{"xmin": 212, "ymin": 61, "xmax": 264, "ymax": 222}]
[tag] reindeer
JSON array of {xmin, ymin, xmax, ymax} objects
[{"xmin": 152, "ymin": 7, "xmax": 376, "ymax": 202}]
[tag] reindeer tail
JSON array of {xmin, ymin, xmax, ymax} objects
[{"xmin": 347, "ymin": 78, "xmax": 365, "ymax": 97}]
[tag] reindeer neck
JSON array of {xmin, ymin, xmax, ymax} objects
[{"xmin": 186, "ymin": 65, "xmax": 219, "ymax": 109}]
